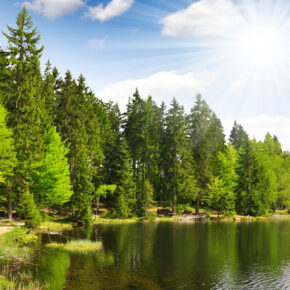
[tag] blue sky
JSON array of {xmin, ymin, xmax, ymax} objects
[{"xmin": 1, "ymin": 0, "xmax": 290, "ymax": 149}]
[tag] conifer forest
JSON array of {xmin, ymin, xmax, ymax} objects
[{"xmin": 0, "ymin": 8, "xmax": 290, "ymax": 228}]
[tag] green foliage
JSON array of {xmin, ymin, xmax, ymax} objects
[
  {"xmin": 17, "ymin": 188, "xmax": 41, "ymax": 228},
  {"xmin": 229, "ymin": 121, "xmax": 248, "ymax": 150},
  {"xmin": 236, "ymin": 140, "xmax": 274, "ymax": 216},
  {"xmin": 95, "ymin": 184, "xmax": 117, "ymax": 200},
  {"xmin": 0, "ymin": 9, "xmax": 289, "ymax": 223},
  {"xmin": 70, "ymin": 147, "xmax": 94, "ymax": 223},
  {"xmin": 164, "ymin": 98, "xmax": 197, "ymax": 212},
  {"xmin": 188, "ymin": 94, "xmax": 225, "ymax": 213},
  {"xmin": 32, "ymin": 127, "xmax": 72, "ymax": 207},
  {"xmin": 137, "ymin": 179, "xmax": 153, "ymax": 216},
  {"xmin": 206, "ymin": 177, "xmax": 236, "ymax": 217},
  {"xmin": 0, "ymin": 104, "xmax": 17, "ymax": 184}
]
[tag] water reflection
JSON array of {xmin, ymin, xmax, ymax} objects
[{"xmin": 34, "ymin": 220, "xmax": 290, "ymax": 289}]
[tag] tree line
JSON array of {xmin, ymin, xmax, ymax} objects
[{"xmin": 0, "ymin": 8, "xmax": 289, "ymax": 227}]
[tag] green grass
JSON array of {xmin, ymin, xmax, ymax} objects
[
  {"xmin": 92, "ymin": 217, "xmax": 139, "ymax": 224},
  {"xmin": 38, "ymin": 220, "xmax": 73, "ymax": 232},
  {"xmin": 0, "ymin": 227, "xmax": 36, "ymax": 262},
  {"xmin": 1, "ymin": 227, "xmax": 37, "ymax": 245},
  {"xmin": 46, "ymin": 240, "xmax": 102, "ymax": 253},
  {"xmin": 0, "ymin": 275, "xmax": 15, "ymax": 289}
]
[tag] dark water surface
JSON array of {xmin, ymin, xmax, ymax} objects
[{"xmin": 33, "ymin": 220, "xmax": 290, "ymax": 289}]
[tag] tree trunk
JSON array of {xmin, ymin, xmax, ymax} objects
[
  {"xmin": 172, "ymin": 187, "xmax": 175, "ymax": 213},
  {"xmin": 195, "ymin": 194, "xmax": 200, "ymax": 214},
  {"xmin": 7, "ymin": 195, "xmax": 12, "ymax": 220}
]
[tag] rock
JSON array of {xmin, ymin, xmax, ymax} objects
[
  {"xmin": 182, "ymin": 210, "xmax": 193, "ymax": 215},
  {"xmin": 154, "ymin": 218, "xmax": 160, "ymax": 222},
  {"xmin": 157, "ymin": 208, "xmax": 172, "ymax": 216}
]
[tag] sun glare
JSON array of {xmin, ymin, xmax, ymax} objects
[{"xmin": 238, "ymin": 25, "xmax": 287, "ymax": 68}]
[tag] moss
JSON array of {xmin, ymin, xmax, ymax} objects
[
  {"xmin": 46, "ymin": 240, "xmax": 102, "ymax": 253},
  {"xmin": 0, "ymin": 275, "xmax": 15, "ymax": 288}
]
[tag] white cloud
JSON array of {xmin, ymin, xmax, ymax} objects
[
  {"xmin": 84, "ymin": 0, "xmax": 134, "ymax": 22},
  {"xmin": 222, "ymin": 115, "xmax": 290, "ymax": 151},
  {"xmin": 23, "ymin": 0, "xmax": 84, "ymax": 19},
  {"xmin": 95, "ymin": 69, "xmax": 214, "ymax": 109},
  {"xmin": 161, "ymin": 0, "xmax": 244, "ymax": 37},
  {"xmin": 88, "ymin": 36, "xmax": 108, "ymax": 49}
]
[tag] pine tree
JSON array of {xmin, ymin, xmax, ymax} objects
[
  {"xmin": 229, "ymin": 121, "xmax": 248, "ymax": 150},
  {"xmin": 70, "ymin": 146, "xmax": 94, "ymax": 223},
  {"xmin": 42, "ymin": 61, "xmax": 61, "ymax": 121},
  {"xmin": 3, "ymin": 8, "xmax": 51, "ymax": 220},
  {"xmin": 188, "ymin": 95, "xmax": 225, "ymax": 213},
  {"xmin": 236, "ymin": 140, "xmax": 273, "ymax": 215},
  {"xmin": 55, "ymin": 72, "xmax": 105, "ymax": 222},
  {"xmin": 164, "ymin": 98, "xmax": 197, "ymax": 213},
  {"xmin": 0, "ymin": 48, "xmax": 10, "ymax": 104},
  {"xmin": 103, "ymin": 104, "xmax": 135, "ymax": 217}
]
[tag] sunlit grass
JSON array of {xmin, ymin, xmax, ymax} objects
[
  {"xmin": 46, "ymin": 240, "xmax": 102, "ymax": 253},
  {"xmin": 38, "ymin": 221, "xmax": 73, "ymax": 232},
  {"xmin": 0, "ymin": 227, "xmax": 37, "ymax": 262}
]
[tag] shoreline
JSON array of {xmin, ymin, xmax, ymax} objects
[{"xmin": 0, "ymin": 210, "xmax": 289, "ymax": 235}]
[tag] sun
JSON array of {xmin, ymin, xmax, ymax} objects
[{"xmin": 237, "ymin": 24, "xmax": 288, "ymax": 69}]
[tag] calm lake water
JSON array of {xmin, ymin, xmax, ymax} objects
[{"xmin": 32, "ymin": 220, "xmax": 290, "ymax": 289}]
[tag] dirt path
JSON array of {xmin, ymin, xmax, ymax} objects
[
  {"xmin": 0, "ymin": 226, "xmax": 14, "ymax": 235},
  {"xmin": 0, "ymin": 219, "xmax": 25, "ymax": 235}
]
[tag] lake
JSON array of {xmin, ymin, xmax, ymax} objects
[{"xmin": 30, "ymin": 220, "xmax": 290, "ymax": 289}]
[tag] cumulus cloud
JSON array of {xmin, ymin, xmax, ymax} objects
[
  {"xmin": 88, "ymin": 36, "xmax": 108, "ymax": 50},
  {"xmin": 23, "ymin": 0, "xmax": 84, "ymax": 19},
  {"xmin": 222, "ymin": 115, "xmax": 290, "ymax": 151},
  {"xmin": 161, "ymin": 0, "xmax": 244, "ymax": 37},
  {"xmin": 95, "ymin": 69, "xmax": 214, "ymax": 109},
  {"xmin": 84, "ymin": 0, "xmax": 134, "ymax": 22}
]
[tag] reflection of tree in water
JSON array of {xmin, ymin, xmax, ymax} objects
[
  {"xmin": 37, "ymin": 248, "xmax": 70, "ymax": 290},
  {"xmin": 33, "ymin": 221, "xmax": 290, "ymax": 289}
]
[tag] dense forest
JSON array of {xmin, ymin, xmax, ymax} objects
[{"xmin": 0, "ymin": 8, "xmax": 289, "ymax": 227}]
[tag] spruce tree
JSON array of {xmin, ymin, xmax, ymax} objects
[
  {"xmin": 3, "ymin": 8, "xmax": 50, "ymax": 220},
  {"xmin": 236, "ymin": 140, "xmax": 273, "ymax": 215},
  {"xmin": 103, "ymin": 104, "xmax": 135, "ymax": 217},
  {"xmin": 229, "ymin": 121, "xmax": 248, "ymax": 150},
  {"xmin": 164, "ymin": 98, "xmax": 197, "ymax": 213},
  {"xmin": 188, "ymin": 95, "xmax": 225, "ymax": 213}
]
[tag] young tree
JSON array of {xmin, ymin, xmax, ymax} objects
[
  {"xmin": 17, "ymin": 187, "xmax": 41, "ymax": 228},
  {"xmin": 206, "ymin": 143, "xmax": 238, "ymax": 217},
  {"xmin": 31, "ymin": 127, "xmax": 72, "ymax": 208},
  {"xmin": 206, "ymin": 178, "xmax": 235, "ymax": 218}
]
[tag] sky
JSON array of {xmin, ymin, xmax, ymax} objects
[{"xmin": 1, "ymin": 0, "xmax": 290, "ymax": 150}]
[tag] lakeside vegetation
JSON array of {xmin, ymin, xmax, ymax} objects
[{"xmin": 0, "ymin": 8, "xmax": 289, "ymax": 233}]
